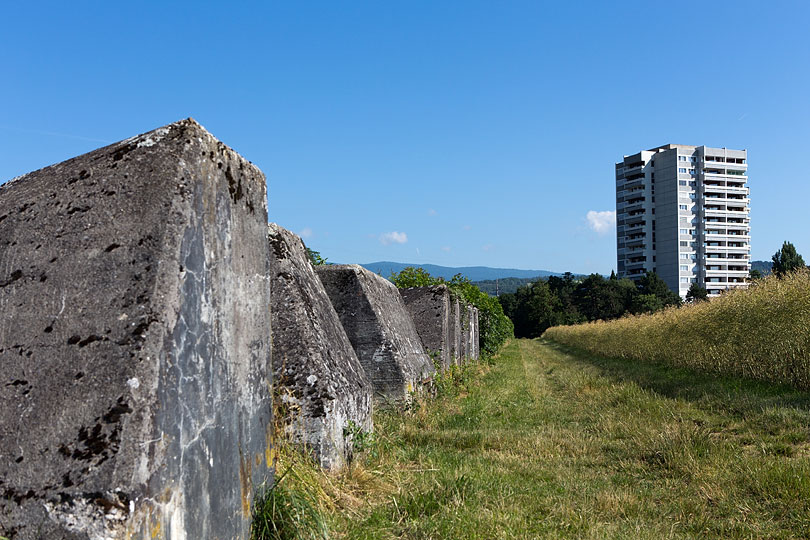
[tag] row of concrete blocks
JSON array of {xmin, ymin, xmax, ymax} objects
[
  {"xmin": 0, "ymin": 120, "xmax": 478, "ymax": 540},
  {"xmin": 269, "ymin": 224, "xmax": 480, "ymax": 471}
]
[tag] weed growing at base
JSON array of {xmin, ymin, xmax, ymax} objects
[
  {"xmin": 544, "ymin": 270, "xmax": 810, "ymax": 390},
  {"xmin": 250, "ymin": 469, "xmax": 328, "ymax": 540}
]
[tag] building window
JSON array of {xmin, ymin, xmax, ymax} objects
[
  {"xmin": 689, "ymin": 169, "xmax": 696, "ymax": 174},
  {"xmin": 678, "ymin": 156, "xmax": 687, "ymax": 161},
  {"xmin": 680, "ymin": 241, "xmax": 688, "ymax": 247},
  {"xmin": 679, "ymin": 204, "xmax": 688, "ymax": 210},
  {"xmin": 680, "ymin": 265, "xmax": 689, "ymax": 271},
  {"xmin": 680, "ymin": 229, "xmax": 688, "ymax": 234},
  {"xmin": 680, "ymin": 277, "xmax": 689, "ymax": 283},
  {"xmin": 679, "ymin": 180, "xmax": 687, "ymax": 186},
  {"xmin": 680, "ymin": 254, "xmax": 689, "ymax": 259},
  {"xmin": 690, "ymin": 193, "xmax": 696, "ymax": 199},
  {"xmin": 679, "ymin": 168, "xmax": 687, "ymax": 173},
  {"xmin": 690, "ymin": 156, "xmax": 697, "ymax": 163}
]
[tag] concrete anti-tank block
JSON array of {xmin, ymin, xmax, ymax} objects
[
  {"xmin": 467, "ymin": 305, "xmax": 479, "ymax": 361},
  {"xmin": 450, "ymin": 295, "xmax": 462, "ymax": 365},
  {"xmin": 447, "ymin": 296, "xmax": 479, "ymax": 365},
  {"xmin": 316, "ymin": 265, "xmax": 434, "ymax": 401},
  {"xmin": 400, "ymin": 285, "xmax": 452, "ymax": 371},
  {"xmin": 459, "ymin": 301, "xmax": 470, "ymax": 363},
  {"xmin": 0, "ymin": 120, "xmax": 272, "ymax": 539},
  {"xmin": 268, "ymin": 224, "xmax": 372, "ymax": 469},
  {"xmin": 472, "ymin": 307, "xmax": 480, "ymax": 361}
]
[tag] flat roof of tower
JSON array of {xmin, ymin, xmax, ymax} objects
[{"xmin": 646, "ymin": 144, "xmax": 696, "ymax": 152}]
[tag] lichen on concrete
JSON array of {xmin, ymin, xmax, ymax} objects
[
  {"xmin": 268, "ymin": 224, "xmax": 372, "ymax": 470},
  {"xmin": 316, "ymin": 265, "xmax": 434, "ymax": 402},
  {"xmin": 400, "ymin": 285, "xmax": 453, "ymax": 371},
  {"xmin": 450, "ymin": 295, "xmax": 462, "ymax": 365},
  {"xmin": 0, "ymin": 119, "xmax": 273, "ymax": 539}
]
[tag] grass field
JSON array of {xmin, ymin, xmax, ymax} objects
[
  {"xmin": 544, "ymin": 270, "xmax": 810, "ymax": 390},
  {"xmin": 257, "ymin": 339, "xmax": 810, "ymax": 539}
]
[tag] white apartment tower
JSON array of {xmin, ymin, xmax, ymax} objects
[{"xmin": 616, "ymin": 144, "xmax": 750, "ymax": 298}]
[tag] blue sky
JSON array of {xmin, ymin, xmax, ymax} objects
[{"xmin": 1, "ymin": 1, "xmax": 807, "ymax": 274}]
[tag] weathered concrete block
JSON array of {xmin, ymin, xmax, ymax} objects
[
  {"xmin": 0, "ymin": 120, "xmax": 273, "ymax": 540},
  {"xmin": 400, "ymin": 285, "xmax": 452, "ymax": 371},
  {"xmin": 448, "ymin": 299, "xmax": 480, "ymax": 365},
  {"xmin": 467, "ymin": 305, "xmax": 480, "ymax": 362},
  {"xmin": 459, "ymin": 303, "xmax": 470, "ymax": 362},
  {"xmin": 268, "ymin": 224, "xmax": 372, "ymax": 470},
  {"xmin": 450, "ymin": 296, "xmax": 462, "ymax": 366},
  {"xmin": 316, "ymin": 265, "xmax": 434, "ymax": 401},
  {"xmin": 470, "ymin": 307, "xmax": 481, "ymax": 362}
]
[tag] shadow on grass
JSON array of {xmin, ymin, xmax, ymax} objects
[{"xmin": 540, "ymin": 338, "xmax": 810, "ymax": 416}]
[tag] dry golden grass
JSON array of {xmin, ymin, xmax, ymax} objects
[{"xmin": 544, "ymin": 270, "xmax": 810, "ymax": 389}]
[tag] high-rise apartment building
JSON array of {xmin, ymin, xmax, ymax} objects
[{"xmin": 615, "ymin": 144, "xmax": 750, "ymax": 298}]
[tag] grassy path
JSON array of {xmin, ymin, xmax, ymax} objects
[{"xmin": 335, "ymin": 339, "xmax": 810, "ymax": 539}]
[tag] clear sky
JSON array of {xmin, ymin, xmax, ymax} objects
[{"xmin": 1, "ymin": 1, "xmax": 808, "ymax": 274}]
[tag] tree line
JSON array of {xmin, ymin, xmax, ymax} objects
[
  {"xmin": 499, "ymin": 240, "xmax": 806, "ymax": 339},
  {"xmin": 498, "ymin": 271, "xmax": 684, "ymax": 338}
]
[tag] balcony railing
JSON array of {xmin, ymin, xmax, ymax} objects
[{"xmin": 706, "ymin": 269, "xmax": 750, "ymax": 276}]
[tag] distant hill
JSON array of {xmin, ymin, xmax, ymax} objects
[
  {"xmin": 751, "ymin": 260, "xmax": 772, "ymax": 275},
  {"xmin": 357, "ymin": 261, "xmax": 563, "ymax": 282}
]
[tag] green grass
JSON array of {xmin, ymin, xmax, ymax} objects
[
  {"xmin": 251, "ymin": 467, "xmax": 329, "ymax": 540},
  {"xmin": 328, "ymin": 339, "xmax": 810, "ymax": 539}
]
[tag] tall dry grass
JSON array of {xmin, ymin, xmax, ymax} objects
[{"xmin": 544, "ymin": 270, "xmax": 810, "ymax": 389}]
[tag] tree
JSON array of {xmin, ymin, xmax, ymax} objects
[
  {"xmin": 685, "ymin": 283, "xmax": 708, "ymax": 303},
  {"xmin": 546, "ymin": 273, "xmax": 583, "ymax": 325},
  {"xmin": 749, "ymin": 268, "xmax": 763, "ymax": 281},
  {"xmin": 390, "ymin": 266, "xmax": 443, "ymax": 288},
  {"xmin": 638, "ymin": 271, "xmax": 682, "ymax": 310},
  {"xmin": 772, "ymin": 241, "xmax": 805, "ymax": 277},
  {"xmin": 630, "ymin": 293, "xmax": 664, "ymax": 314},
  {"xmin": 497, "ymin": 292, "xmax": 518, "ymax": 322},
  {"xmin": 501, "ymin": 280, "xmax": 563, "ymax": 338},
  {"xmin": 572, "ymin": 274, "xmax": 609, "ymax": 321},
  {"xmin": 606, "ymin": 277, "xmax": 639, "ymax": 317},
  {"xmin": 306, "ymin": 247, "xmax": 328, "ymax": 266}
]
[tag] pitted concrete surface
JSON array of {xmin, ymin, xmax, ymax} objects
[
  {"xmin": 400, "ymin": 285, "xmax": 452, "ymax": 371},
  {"xmin": 450, "ymin": 296, "xmax": 462, "ymax": 366},
  {"xmin": 467, "ymin": 305, "xmax": 480, "ymax": 362},
  {"xmin": 459, "ymin": 302, "xmax": 470, "ymax": 362},
  {"xmin": 471, "ymin": 306, "xmax": 480, "ymax": 361},
  {"xmin": 268, "ymin": 224, "xmax": 372, "ymax": 469},
  {"xmin": 0, "ymin": 119, "xmax": 272, "ymax": 540},
  {"xmin": 316, "ymin": 265, "xmax": 434, "ymax": 402}
]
